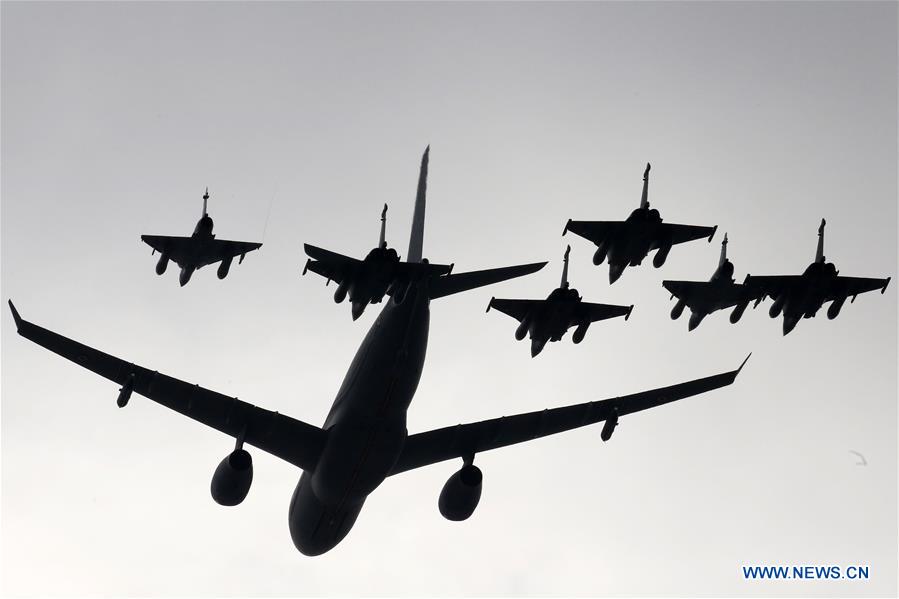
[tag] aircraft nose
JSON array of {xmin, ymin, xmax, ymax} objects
[{"xmin": 608, "ymin": 267, "xmax": 623, "ymax": 285}]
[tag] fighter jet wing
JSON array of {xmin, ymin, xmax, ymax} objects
[
  {"xmin": 389, "ymin": 356, "xmax": 749, "ymax": 475},
  {"xmin": 303, "ymin": 243, "xmax": 361, "ymax": 285},
  {"xmin": 196, "ymin": 239, "xmax": 262, "ymax": 268},
  {"xmin": 7, "ymin": 301, "xmax": 326, "ymax": 472},
  {"xmin": 571, "ymin": 301, "xmax": 633, "ymax": 324},
  {"xmin": 827, "ymin": 275, "xmax": 891, "ymax": 300},
  {"xmin": 658, "ymin": 222, "xmax": 718, "ymax": 245},
  {"xmin": 662, "ymin": 280, "xmax": 754, "ymax": 313},
  {"xmin": 486, "ymin": 298, "xmax": 539, "ymax": 322},
  {"xmin": 141, "ymin": 235, "xmax": 261, "ymax": 268},
  {"xmin": 563, "ymin": 220, "xmax": 624, "ymax": 245}
]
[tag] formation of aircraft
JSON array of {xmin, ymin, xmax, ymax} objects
[
  {"xmin": 487, "ymin": 246, "xmax": 633, "ymax": 356},
  {"xmin": 662, "ymin": 234, "xmax": 759, "ymax": 331},
  {"xmin": 563, "ymin": 163, "xmax": 717, "ymax": 284},
  {"xmin": 744, "ymin": 219, "xmax": 891, "ymax": 335},
  {"xmin": 141, "ymin": 188, "xmax": 262, "ymax": 286},
  {"xmin": 8, "ymin": 150, "xmax": 891, "ymax": 557}
]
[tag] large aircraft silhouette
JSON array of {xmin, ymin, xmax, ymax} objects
[
  {"xmin": 564, "ymin": 163, "xmax": 717, "ymax": 283},
  {"xmin": 487, "ymin": 245, "xmax": 633, "ymax": 356},
  {"xmin": 141, "ymin": 188, "xmax": 262, "ymax": 286},
  {"xmin": 9, "ymin": 148, "xmax": 748, "ymax": 556},
  {"xmin": 745, "ymin": 219, "xmax": 891, "ymax": 335},
  {"xmin": 663, "ymin": 234, "xmax": 762, "ymax": 330}
]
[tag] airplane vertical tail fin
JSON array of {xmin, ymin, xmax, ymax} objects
[
  {"xmin": 639, "ymin": 163, "xmax": 651, "ymax": 208},
  {"xmin": 202, "ymin": 187, "xmax": 209, "ymax": 217},
  {"xmin": 379, "ymin": 204, "xmax": 388, "ymax": 249},
  {"xmin": 815, "ymin": 218, "xmax": 826, "ymax": 263},
  {"xmin": 718, "ymin": 233, "xmax": 728, "ymax": 267},
  {"xmin": 407, "ymin": 146, "xmax": 429, "ymax": 263},
  {"xmin": 560, "ymin": 245, "xmax": 571, "ymax": 289}
]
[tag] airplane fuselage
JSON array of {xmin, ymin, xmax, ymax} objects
[
  {"xmin": 288, "ymin": 283, "xmax": 430, "ymax": 556},
  {"xmin": 770, "ymin": 261, "xmax": 839, "ymax": 333}
]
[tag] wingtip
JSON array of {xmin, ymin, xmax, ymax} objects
[
  {"xmin": 882, "ymin": 277, "xmax": 891, "ymax": 294},
  {"xmin": 486, "ymin": 297, "xmax": 495, "ymax": 313},
  {"xmin": 625, "ymin": 305, "xmax": 634, "ymax": 321},
  {"xmin": 8, "ymin": 299, "xmax": 22, "ymax": 329},
  {"xmin": 737, "ymin": 352, "xmax": 752, "ymax": 374},
  {"xmin": 562, "ymin": 219, "xmax": 571, "ymax": 236},
  {"xmin": 708, "ymin": 225, "xmax": 718, "ymax": 242}
]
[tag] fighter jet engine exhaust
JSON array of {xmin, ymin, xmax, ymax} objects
[
  {"xmin": 438, "ymin": 464, "xmax": 483, "ymax": 521},
  {"xmin": 827, "ymin": 297, "xmax": 846, "ymax": 320},
  {"xmin": 155, "ymin": 252, "xmax": 169, "ymax": 275},
  {"xmin": 572, "ymin": 321, "xmax": 590, "ymax": 344},
  {"xmin": 688, "ymin": 311, "xmax": 706, "ymax": 331},
  {"xmin": 217, "ymin": 256, "xmax": 233, "ymax": 280},
  {"xmin": 671, "ymin": 299, "xmax": 686, "ymax": 320},
  {"xmin": 653, "ymin": 243, "xmax": 672, "ymax": 268},
  {"xmin": 210, "ymin": 449, "xmax": 253, "ymax": 506}
]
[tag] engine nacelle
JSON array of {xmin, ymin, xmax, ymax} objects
[
  {"xmin": 769, "ymin": 295, "xmax": 785, "ymax": 318},
  {"xmin": 515, "ymin": 318, "xmax": 529, "ymax": 341},
  {"xmin": 572, "ymin": 321, "xmax": 590, "ymax": 344},
  {"xmin": 730, "ymin": 301, "xmax": 749, "ymax": 324},
  {"xmin": 155, "ymin": 252, "xmax": 169, "ymax": 275},
  {"xmin": 217, "ymin": 256, "xmax": 233, "ymax": 279},
  {"xmin": 592, "ymin": 242, "xmax": 609, "ymax": 266},
  {"xmin": 653, "ymin": 243, "xmax": 672, "ymax": 268},
  {"xmin": 601, "ymin": 410, "xmax": 619, "ymax": 442},
  {"xmin": 827, "ymin": 297, "xmax": 846, "ymax": 320},
  {"xmin": 438, "ymin": 464, "xmax": 482, "ymax": 521},
  {"xmin": 670, "ymin": 299, "xmax": 686, "ymax": 320},
  {"xmin": 210, "ymin": 449, "xmax": 253, "ymax": 506},
  {"xmin": 334, "ymin": 280, "xmax": 350, "ymax": 304}
]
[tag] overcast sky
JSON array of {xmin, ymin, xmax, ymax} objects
[{"xmin": 2, "ymin": 2, "xmax": 896, "ymax": 597}]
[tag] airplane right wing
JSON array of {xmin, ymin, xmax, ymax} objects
[
  {"xmin": 8, "ymin": 301, "xmax": 326, "ymax": 472},
  {"xmin": 563, "ymin": 220, "xmax": 624, "ymax": 245},
  {"xmin": 303, "ymin": 243, "xmax": 361, "ymax": 286},
  {"xmin": 197, "ymin": 239, "xmax": 263, "ymax": 268},
  {"xmin": 486, "ymin": 298, "xmax": 540, "ymax": 322},
  {"xmin": 828, "ymin": 275, "xmax": 891, "ymax": 300},
  {"xmin": 657, "ymin": 222, "xmax": 718, "ymax": 245},
  {"xmin": 389, "ymin": 356, "xmax": 749, "ymax": 475},
  {"xmin": 141, "ymin": 236, "xmax": 262, "ymax": 268},
  {"xmin": 428, "ymin": 262, "xmax": 548, "ymax": 300}
]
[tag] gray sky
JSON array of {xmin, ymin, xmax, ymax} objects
[{"xmin": 2, "ymin": 1, "xmax": 896, "ymax": 596}]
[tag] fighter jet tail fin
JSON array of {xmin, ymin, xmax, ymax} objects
[
  {"xmin": 815, "ymin": 218, "xmax": 826, "ymax": 264},
  {"xmin": 407, "ymin": 146, "xmax": 429, "ymax": 263},
  {"xmin": 640, "ymin": 163, "xmax": 651, "ymax": 208},
  {"xmin": 429, "ymin": 262, "xmax": 547, "ymax": 300}
]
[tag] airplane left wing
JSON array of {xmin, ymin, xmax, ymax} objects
[
  {"xmin": 658, "ymin": 222, "xmax": 717, "ymax": 245},
  {"xmin": 8, "ymin": 301, "xmax": 326, "ymax": 472},
  {"xmin": 303, "ymin": 244, "xmax": 361, "ymax": 285},
  {"xmin": 198, "ymin": 239, "xmax": 263, "ymax": 268},
  {"xmin": 389, "ymin": 356, "xmax": 749, "ymax": 475},
  {"xmin": 828, "ymin": 275, "xmax": 891, "ymax": 300},
  {"xmin": 572, "ymin": 301, "xmax": 633, "ymax": 323},
  {"xmin": 563, "ymin": 220, "xmax": 624, "ymax": 245}
]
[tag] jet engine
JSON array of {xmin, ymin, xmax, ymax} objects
[
  {"xmin": 155, "ymin": 252, "xmax": 169, "ymax": 275},
  {"xmin": 515, "ymin": 318, "xmax": 530, "ymax": 341},
  {"xmin": 653, "ymin": 243, "xmax": 672, "ymax": 268},
  {"xmin": 670, "ymin": 299, "xmax": 686, "ymax": 320},
  {"xmin": 827, "ymin": 297, "xmax": 846, "ymax": 320},
  {"xmin": 217, "ymin": 256, "xmax": 233, "ymax": 279},
  {"xmin": 334, "ymin": 280, "xmax": 351, "ymax": 304},
  {"xmin": 592, "ymin": 242, "xmax": 609, "ymax": 266},
  {"xmin": 210, "ymin": 449, "xmax": 253, "ymax": 506},
  {"xmin": 572, "ymin": 321, "xmax": 590, "ymax": 344},
  {"xmin": 729, "ymin": 301, "xmax": 749, "ymax": 324},
  {"xmin": 438, "ymin": 464, "xmax": 482, "ymax": 521},
  {"xmin": 769, "ymin": 295, "xmax": 785, "ymax": 318}
]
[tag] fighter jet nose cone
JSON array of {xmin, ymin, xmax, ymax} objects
[
  {"xmin": 530, "ymin": 341, "xmax": 544, "ymax": 357},
  {"xmin": 351, "ymin": 303, "xmax": 365, "ymax": 321},
  {"xmin": 609, "ymin": 269, "xmax": 622, "ymax": 284}
]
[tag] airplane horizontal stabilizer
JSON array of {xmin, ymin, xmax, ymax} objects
[{"xmin": 428, "ymin": 262, "xmax": 547, "ymax": 300}]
